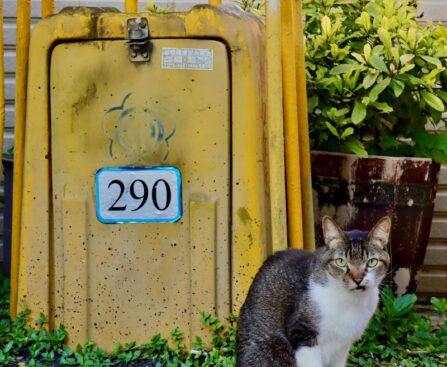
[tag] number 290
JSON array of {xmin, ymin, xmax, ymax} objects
[{"xmin": 108, "ymin": 179, "xmax": 172, "ymax": 212}]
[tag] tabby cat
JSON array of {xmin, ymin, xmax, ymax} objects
[{"xmin": 237, "ymin": 216, "xmax": 391, "ymax": 367}]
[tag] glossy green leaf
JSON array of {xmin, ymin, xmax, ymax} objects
[
  {"xmin": 351, "ymin": 52, "xmax": 366, "ymax": 64},
  {"xmin": 399, "ymin": 63, "xmax": 415, "ymax": 74},
  {"xmin": 345, "ymin": 138, "xmax": 368, "ymax": 157},
  {"xmin": 355, "ymin": 12, "xmax": 371, "ymax": 31},
  {"xmin": 391, "ymin": 47, "xmax": 400, "ymax": 65},
  {"xmin": 400, "ymin": 54, "xmax": 415, "ymax": 65},
  {"xmin": 330, "ymin": 64, "xmax": 362, "ymax": 75},
  {"xmin": 321, "ymin": 16, "xmax": 331, "ymax": 36},
  {"xmin": 421, "ymin": 55, "xmax": 442, "ymax": 68},
  {"xmin": 363, "ymin": 72, "xmax": 379, "ymax": 89},
  {"xmin": 408, "ymin": 27, "xmax": 417, "ymax": 49},
  {"xmin": 325, "ymin": 121, "xmax": 340, "ymax": 137},
  {"xmin": 437, "ymin": 90, "xmax": 447, "ymax": 102},
  {"xmin": 308, "ymin": 95, "xmax": 319, "ymax": 112},
  {"xmin": 421, "ymin": 90, "xmax": 445, "ymax": 112},
  {"xmin": 351, "ymin": 101, "xmax": 367, "ymax": 124},
  {"xmin": 369, "ymin": 55, "xmax": 388, "ymax": 73},
  {"xmin": 378, "ymin": 28, "xmax": 392, "ymax": 51},
  {"xmin": 393, "ymin": 294, "xmax": 417, "ymax": 317},
  {"xmin": 363, "ymin": 44, "xmax": 372, "ymax": 62},
  {"xmin": 341, "ymin": 127, "xmax": 354, "ymax": 139},
  {"xmin": 381, "ymin": 286, "xmax": 395, "ymax": 310},
  {"xmin": 365, "ymin": 3, "xmax": 381, "ymax": 17},
  {"xmin": 432, "ymin": 150, "xmax": 447, "ymax": 164},
  {"xmin": 371, "ymin": 101, "xmax": 393, "ymax": 113},
  {"xmin": 335, "ymin": 108, "xmax": 350, "ymax": 117},
  {"xmin": 369, "ymin": 77, "xmax": 391, "ymax": 102},
  {"xmin": 390, "ymin": 79, "xmax": 405, "ymax": 97}
]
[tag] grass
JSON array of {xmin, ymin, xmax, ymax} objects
[{"xmin": 0, "ymin": 270, "xmax": 446, "ymax": 366}]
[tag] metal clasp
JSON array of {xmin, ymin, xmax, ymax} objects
[{"xmin": 127, "ymin": 17, "xmax": 152, "ymax": 62}]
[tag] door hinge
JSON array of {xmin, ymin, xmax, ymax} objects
[{"xmin": 127, "ymin": 17, "xmax": 152, "ymax": 62}]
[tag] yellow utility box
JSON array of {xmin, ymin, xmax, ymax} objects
[{"xmin": 13, "ymin": 5, "xmax": 284, "ymax": 348}]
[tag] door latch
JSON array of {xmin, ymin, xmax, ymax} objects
[{"xmin": 127, "ymin": 17, "xmax": 152, "ymax": 62}]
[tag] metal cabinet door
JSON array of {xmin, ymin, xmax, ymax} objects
[{"xmin": 50, "ymin": 39, "xmax": 230, "ymax": 347}]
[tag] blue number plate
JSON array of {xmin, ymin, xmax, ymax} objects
[{"xmin": 95, "ymin": 167, "xmax": 182, "ymax": 224}]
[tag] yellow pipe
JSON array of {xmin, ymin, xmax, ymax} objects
[
  {"xmin": 125, "ymin": 0, "xmax": 138, "ymax": 13},
  {"xmin": 295, "ymin": 0, "xmax": 315, "ymax": 250},
  {"xmin": 10, "ymin": 0, "xmax": 31, "ymax": 318},
  {"xmin": 280, "ymin": 0, "xmax": 304, "ymax": 249},
  {"xmin": 265, "ymin": 0, "xmax": 288, "ymax": 252},
  {"xmin": 0, "ymin": 0, "xmax": 5, "ymax": 163},
  {"xmin": 42, "ymin": 0, "xmax": 55, "ymax": 17},
  {"xmin": 208, "ymin": 0, "xmax": 222, "ymax": 5}
]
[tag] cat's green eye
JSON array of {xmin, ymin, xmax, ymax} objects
[
  {"xmin": 367, "ymin": 258, "xmax": 379, "ymax": 268},
  {"xmin": 335, "ymin": 258, "xmax": 347, "ymax": 267}
]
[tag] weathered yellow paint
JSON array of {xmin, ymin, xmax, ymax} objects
[
  {"xmin": 15, "ymin": 6, "xmax": 275, "ymax": 349},
  {"xmin": 265, "ymin": 0, "xmax": 288, "ymax": 253},
  {"xmin": 295, "ymin": 0, "xmax": 315, "ymax": 250},
  {"xmin": 0, "ymin": 0, "xmax": 5, "ymax": 163},
  {"xmin": 275, "ymin": 0, "xmax": 315, "ymax": 250},
  {"xmin": 189, "ymin": 199, "xmax": 218, "ymax": 340},
  {"xmin": 51, "ymin": 38, "xmax": 230, "ymax": 346},
  {"xmin": 281, "ymin": 0, "xmax": 304, "ymax": 249},
  {"xmin": 10, "ymin": 0, "xmax": 30, "ymax": 318},
  {"xmin": 42, "ymin": 0, "xmax": 55, "ymax": 17},
  {"xmin": 125, "ymin": 0, "xmax": 138, "ymax": 13},
  {"xmin": 61, "ymin": 200, "xmax": 89, "ymax": 343}
]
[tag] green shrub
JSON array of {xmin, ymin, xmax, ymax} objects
[
  {"xmin": 304, "ymin": 0, "xmax": 447, "ymax": 162},
  {"xmin": 145, "ymin": 1, "xmax": 176, "ymax": 13},
  {"xmin": 348, "ymin": 287, "xmax": 447, "ymax": 366},
  {"xmin": 236, "ymin": 0, "xmax": 265, "ymax": 17}
]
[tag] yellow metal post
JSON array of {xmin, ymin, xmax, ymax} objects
[
  {"xmin": 295, "ymin": 0, "xmax": 315, "ymax": 250},
  {"xmin": 125, "ymin": 0, "xmax": 138, "ymax": 12},
  {"xmin": 278, "ymin": 0, "xmax": 315, "ymax": 250},
  {"xmin": 280, "ymin": 0, "xmax": 304, "ymax": 249},
  {"xmin": 0, "ymin": 0, "xmax": 5, "ymax": 162},
  {"xmin": 265, "ymin": 0, "xmax": 288, "ymax": 252},
  {"xmin": 10, "ymin": 0, "xmax": 31, "ymax": 317},
  {"xmin": 42, "ymin": 0, "xmax": 55, "ymax": 17}
]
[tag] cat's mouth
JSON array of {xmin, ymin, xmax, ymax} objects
[{"xmin": 352, "ymin": 285, "xmax": 366, "ymax": 291}]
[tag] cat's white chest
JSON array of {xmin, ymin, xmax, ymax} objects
[
  {"xmin": 310, "ymin": 279, "xmax": 379, "ymax": 344},
  {"xmin": 295, "ymin": 281, "xmax": 379, "ymax": 367}
]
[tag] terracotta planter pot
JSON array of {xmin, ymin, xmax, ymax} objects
[{"xmin": 311, "ymin": 151, "xmax": 440, "ymax": 295}]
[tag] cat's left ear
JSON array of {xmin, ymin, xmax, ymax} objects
[{"xmin": 368, "ymin": 216, "xmax": 392, "ymax": 248}]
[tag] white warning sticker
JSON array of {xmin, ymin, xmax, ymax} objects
[{"xmin": 161, "ymin": 48, "xmax": 214, "ymax": 70}]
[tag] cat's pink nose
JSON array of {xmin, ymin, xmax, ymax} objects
[{"xmin": 353, "ymin": 278, "xmax": 363, "ymax": 285}]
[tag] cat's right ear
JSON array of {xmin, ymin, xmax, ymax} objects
[{"xmin": 322, "ymin": 216, "xmax": 345, "ymax": 249}]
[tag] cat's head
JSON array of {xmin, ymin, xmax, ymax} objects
[{"xmin": 320, "ymin": 216, "xmax": 391, "ymax": 291}]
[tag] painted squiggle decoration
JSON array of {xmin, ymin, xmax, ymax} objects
[{"xmin": 101, "ymin": 93, "xmax": 176, "ymax": 162}]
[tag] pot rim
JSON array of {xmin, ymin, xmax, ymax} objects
[{"xmin": 311, "ymin": 150, "xmax": 436, "ymax": 163}]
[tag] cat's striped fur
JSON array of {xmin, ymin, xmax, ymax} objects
[{"xmin": 236, "ymin": 216, "xmax": 391, "ymax": 367}]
